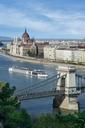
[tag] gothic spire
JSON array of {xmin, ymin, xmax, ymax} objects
[{"xmin": 25, "ymin": 28, "xmax": 27, "ymax": 33}]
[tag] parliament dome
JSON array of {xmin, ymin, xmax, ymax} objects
[{"xmin": 22, "ymin": 29, "xmax": 30, "ymax": 43}]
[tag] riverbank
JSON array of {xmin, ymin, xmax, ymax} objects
[
  {"xmin": 1, "ymin": 52, "xmax": 56, "ymax": 66},
  {"xmin": 1, "ymin": 52, "xmax": 85, "ymax": 69}
]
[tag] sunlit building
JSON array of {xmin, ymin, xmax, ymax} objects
[{"xmin": 10, "ymin": 29, "xmax": 37, "ymax": 56}]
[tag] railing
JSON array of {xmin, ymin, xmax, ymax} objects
[
  {"xmin": 16, "ymin": 86, "xmax": 85, "ymax": 101},
  {"xmin": 16, "ymin": 90, "xmax": 65, "ymax": 101},
  {"xmin": 65, "ymin": 86, "xmax": 85, "ymax": 96}
]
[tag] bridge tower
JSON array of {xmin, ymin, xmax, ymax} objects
[{"xmin": 53, "ymin": 66, "xmax": 79, "ymax": 111}]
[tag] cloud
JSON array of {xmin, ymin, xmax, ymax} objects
[
  {"xmin": 44, "ymin": 11, "xmax": 85, "ymax": 35},
  {"xmin": 0, "ymin": 4, "xmax": 53, "ymax": 32},
  {"xmin": 0, "ymin": 1, "xmax": 85, "ymax": 38},
  {"xmin": 29, "ymin": 3, "xmax": 85, "ymax": 35}
]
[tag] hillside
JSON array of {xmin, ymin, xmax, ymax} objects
[{"xmin": 0, "ymin": 36, "xmax": 13, "ymax": 42}]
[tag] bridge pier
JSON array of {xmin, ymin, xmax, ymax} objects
[
  {"xmin": 59, "ymin": 96, "xmax": 78, "ymax": 111},
  {"xmin": 54, "ymin": 66, "xmax": 79, "ymax": 111},
  {"xmin": 53, "ymin": 95, "xmax": 65, "ymax": 108},
  {"xmin": 53, "ymin": 96, "xmax": 78, "ymax": 111}
]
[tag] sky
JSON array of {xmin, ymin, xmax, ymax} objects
[{"xmin": 0, "ymin": 0, "xmax": 85, "ymax": 39}]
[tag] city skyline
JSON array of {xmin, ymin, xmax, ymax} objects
[{"xmin": 0, "ymin": 0, "xmax": 85, "ymax": 39}]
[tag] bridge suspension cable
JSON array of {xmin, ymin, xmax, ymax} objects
[
  {"xmin": 15, "ymin": 74, "xmax": 66, "ymax": 96},
  {"xmin": 15, "ymin": 74, "xmax": 60, "ymax": 94},
  {"xmin": 25, "ymin": 76, "xmax": 57, "ymax": 91}
]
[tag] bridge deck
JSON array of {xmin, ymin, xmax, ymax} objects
[
  {"xmin": 16, "ymin": 90, "xmax": 65, "ymax": 101},
  {"xmin": 16, "ymin": 87, "xmax": 85, "ymax": 101}
]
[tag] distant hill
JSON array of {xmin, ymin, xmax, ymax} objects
[{"xmin": 0, "ymin": 36, "xmax": 13, "ymax": 42}]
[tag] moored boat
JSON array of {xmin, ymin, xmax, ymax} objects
[
  {"xmin": 8, "ymin": 66, "xmax": 48, "ymax": 77},
  {"xmin": 33, "ymin": 70, "xmax": 48, "ymax": 77}
]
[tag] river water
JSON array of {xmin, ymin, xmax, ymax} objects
[{"xmin": 0, "ymin": 54, "xmax": 85, "ymax": 116}]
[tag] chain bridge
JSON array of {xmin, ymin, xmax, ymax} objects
[
  {"xmin": 15, "ymin": 66, "xmax": 85, "ymax": 111},
  {"xmin": 15, "ymin": 74, "xmax": 64, "ymax": 100}
]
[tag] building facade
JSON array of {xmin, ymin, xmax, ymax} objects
[
  {"xmin": 44, "ymin": 45, "xmax": 85, "ymax": 64},
  {"xmin": 44, "ymin": 46, "xmax": 56, "ymax": 60},
  {"xmin": 10, "ymin": 29, "xmax": 37, "ymax": 56}
]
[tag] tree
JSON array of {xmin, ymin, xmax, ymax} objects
[
  {"xmin": 32, "ymin": 112, "xmax": 85, "ymax": 128},
  {"xmin": 0, "ymin": 82, "xmax": 32, "ymax": 128},
  {"xmin": 0, "ymin": 82, "xmax": 85, "ymax": 128}
]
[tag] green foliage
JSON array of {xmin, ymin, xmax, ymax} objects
[
  {"xmin": 0, "ymin": 82, "xmax": 32, "ymax": 128},
  {"xmin": 32, "ymin": 114, "xmax": 66, "ymax": 128},
  {"xmin": 5, "ymin": 109, "xmax": 32, "ymax": 128},
  {"xmin": 0, "ymin": 82, "xmax": 85, "ymax": 128},
  {"xmin": 32, "ymin": 112, "xmax": 85, "ymax": 128}
]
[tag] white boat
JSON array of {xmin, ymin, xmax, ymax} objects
[
  {"xmin": 32, "ymin": 70, "xmax": 48, "ymax": 77},
  {"xmin": 8, "ymin": 66, "xmax": 48, "ymax": 77}
]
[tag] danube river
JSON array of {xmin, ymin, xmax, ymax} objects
[{"xmin": 0, "ymin": 54, "xmax": 85, "ymax": 116}]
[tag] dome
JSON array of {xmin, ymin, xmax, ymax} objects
[{"xmin": 22, "ymin": 29, "xmax": 30, "ymax": 43}]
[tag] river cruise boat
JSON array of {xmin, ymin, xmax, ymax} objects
[{"xmin": 8, "ymin": 66, "xmax": 48, "ymax": 77}]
